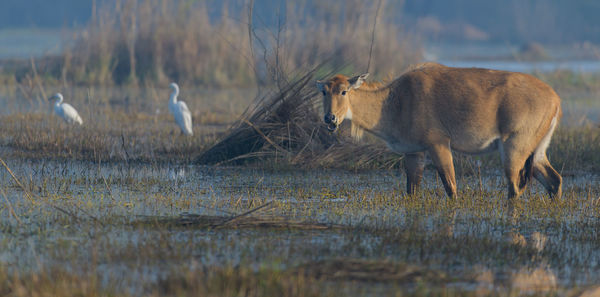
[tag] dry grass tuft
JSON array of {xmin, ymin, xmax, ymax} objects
[
  {"xmin": 195, "ymin": 66, "xmax": 335, "ymax": 165},
  {"xmin": 135, "ymin": 213, "xmax": 342, "ymax": 230},
  {"xmin": 0, "ymin": 111, "xmax": 212, "ymax": 162},
  {"xmin": 296, "ymin": 259, "xmax": 447, "ymax": 283},
  {"xmin": 194, "ymin": 65, "xmax": 402, "ymax": 168},
  {"xmin": 0, "ymin": 268, "xmax": 115, "ymax": 297},
  {"xmin": 155, "ymin": 266, "xmax": 331, "ymax": 297}
]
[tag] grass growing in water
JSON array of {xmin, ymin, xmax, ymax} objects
[{"xmin": 0, "ymin": 158, "xmax": 599, "ymax": 296}]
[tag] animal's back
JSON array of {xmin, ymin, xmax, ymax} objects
[
  {"xmin": 61, "ymin": 103, "xmax": 83, "ymax": 124},
  {"xmin": 174, "ymin": 101, "xmax": 193, "ymax": 135},
  {"xmin": 388, "ymin": 66, "xmax": 561, "ymax": 153},
  {"xmin": 396, "ymin": 66, "xmax": 560, "ymax": 126}
]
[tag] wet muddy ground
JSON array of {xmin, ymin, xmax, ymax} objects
[{"xmin": 1, "ymin": 158, "xmax": 599, "ymax": 295}]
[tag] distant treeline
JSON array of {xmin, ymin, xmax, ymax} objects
[
  {"xmin": 1, "ymin": 0, "xmax": 599, "ymax": 44},
  {"xmin": 403, "ymin": 0, "xmax": 600, "ymax": 43}
]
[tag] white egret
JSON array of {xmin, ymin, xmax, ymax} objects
[
  {"xmin": 168, "ymin": 83, "xmax": 193, "ymax": 136},
  {"xmin": 49, "ymin": 93, "xmax": 83, "ymax": 125}
]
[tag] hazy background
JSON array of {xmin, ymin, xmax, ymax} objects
[
  {"xmin": 1, "ymin": 0, "xmax": 600, "ymax": 85},
  {"xmin": 2, "ymin": 0, "xmax": 600, "ymax": 43}
]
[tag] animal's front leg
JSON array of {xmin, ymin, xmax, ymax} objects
[
  {"xmin": 404, "ymin": 152, "xmax": 425, "ymax": 195},
  {"xmin": 428, "ymin": 143, "xmax": 457, "ymax": 198}
]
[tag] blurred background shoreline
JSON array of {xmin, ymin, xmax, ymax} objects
[{"xmin": 1, "ymin": 0, "xmax": 600, "ymax": 86}]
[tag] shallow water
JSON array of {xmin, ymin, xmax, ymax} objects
[
  {"xmin": 0, "ymin": 158, "xmax": 599, "ymax": 294},
  {"xmin": 426, "ymin": 42, "xmax": 600, "ymax": 73},
  {"xmin": 438, "ymin": 59, "xmax": 600, "ymax": 74},
  {"xmin": 0, "ymin": 29, "xmax": 65, "ymax": 59}
]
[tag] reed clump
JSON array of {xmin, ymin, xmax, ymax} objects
[
  {"xmin": 6, "ymin": 0, "xmax": 420, "ymax": 87},
  {"xmin": 195, "ymin": 67, "xmax": 335, "ymax": 165},
  {"xmin": 60, "ymin": 0, "xmax": 253, "ymax": 86},
  {"xmin": 194, "ymin": 65, "xmax": 403, "ymax": 168}
]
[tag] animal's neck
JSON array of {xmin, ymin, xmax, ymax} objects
[
  {"xmin": 170, "ymin": 91, "xmax": 178, "ymax": 105},
  {"xmin": 347, "ymin": 86, "xmax": 391, "ymax": 134}
]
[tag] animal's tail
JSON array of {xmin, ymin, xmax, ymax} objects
[{"xmin": 518, "ymin": 153, "xmax": 535, "ymax": 191}]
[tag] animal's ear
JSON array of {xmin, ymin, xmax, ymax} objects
[
  {"xmin": 348, "ymin": 73, "xmax": 369, "ymax": 89},
  {"xmin": 316, "ymin": 80, "xmax": 326, "ymax": 92}
]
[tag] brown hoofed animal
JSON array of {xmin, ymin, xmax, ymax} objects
[{"xmin": 316, "ymin": 63, "xmax": 562, "ymax": 199}]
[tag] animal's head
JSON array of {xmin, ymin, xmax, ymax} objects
[
  {"xmin": 316, "ymin": 73, "xmax": 369, "ymax": 132},
  {"xmin": 169, "ymin": 82, "xmax": 179, "ymax": 94},
  {"xmin": 48, "ymin": 93, "xmax": 63, "ymax": 103}
]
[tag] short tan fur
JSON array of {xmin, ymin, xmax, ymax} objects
[{"xmin": 316, "ymin": 63, "xmax": 562, "ymax": 199}]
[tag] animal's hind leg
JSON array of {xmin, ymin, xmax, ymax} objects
[
  {"xmin": 532, "ymin": 108, "xmax": 562, "ymax": 199},
  {"xmin": 404, "ymin": 152, "xmax": 425, "ymax": 195},
  {"xmin": 533, "ymin": 155, "xmax": 562, "ymax": 199},
  {"xmin": 501, "ymin": 136, "xmax": 536, "ymax": 200}
]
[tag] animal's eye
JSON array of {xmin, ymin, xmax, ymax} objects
[
  {"xmin": 322, "ymin": 91, "xmax": 326, "ymax": 96},
  {"xmin": 341, "ymin": 91, "xmax": 347, "ymax": 96}
]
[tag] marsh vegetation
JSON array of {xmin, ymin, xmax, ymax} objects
[
  {"xmin": 1, "ymin": 1, "xmax": 600, "ymax": 296},
  {"xmin": 1, "ymin": 72, "xmax": 599, "ymax": 296},
  {"xmin": 1, "ymin": 159, "xmax": 600, "ymax": 296}
]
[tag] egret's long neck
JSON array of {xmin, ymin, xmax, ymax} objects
[
  {"xmin": 347, "ymin": 87, "xmax": 391, "ymax": 133},
  {"xmin": 55, "ymin": 96, "xmax": 63, "ymax": 106},
  {"xmin": 170, "ymin": 89, "xmax": 179, "ymax": 105}
]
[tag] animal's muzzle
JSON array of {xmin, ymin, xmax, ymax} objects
[{"xmin": 324, "ymin": 113, "xmax": 338, "ymax": 132}]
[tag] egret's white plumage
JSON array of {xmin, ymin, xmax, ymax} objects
[
  {"xmin": 168, "ymin": 83, "xmax": 193, "ymax": 136},
  {"xmin": 49, "ymin": 93, "xmax": 83, "ymax": 125}
]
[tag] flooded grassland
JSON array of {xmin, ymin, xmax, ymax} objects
[
  {"xmin": 0, "ymin": 82, "xmax": 599, "ymax": 296},
  {"xmin": 1, "ymin": 160, "xmax": 599, "ymax": 296}
]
